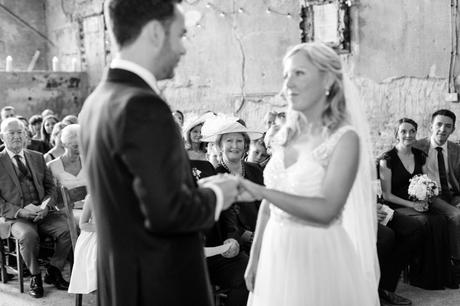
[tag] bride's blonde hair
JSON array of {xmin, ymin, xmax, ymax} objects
[{"xmin": 276, "ymin": 42, "xmax": 348, "ymax": 146}]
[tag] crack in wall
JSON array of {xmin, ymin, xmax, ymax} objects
[{"xmin": 231, "ymin": 0, "xmax": 247, "ymax": 114}]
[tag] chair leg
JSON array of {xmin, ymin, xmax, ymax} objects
[
  {"xmin": 0, "ymin": 240, "xmax": 7, "ymax": 284},
  {"xmin": 15, "ymin": 239, "xmax": 24, "ymax": 293},
  {"xmin": 402, "ymin": 265, "xmax": 410, "ymax": 284},
  {"xmin": 76, "ymin": 293, "xmax": 82, "ymax": 306}
]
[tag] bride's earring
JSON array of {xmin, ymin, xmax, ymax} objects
[{"xmin": 325, "ymin": 88, "xmax": 330, "ymax": 96}]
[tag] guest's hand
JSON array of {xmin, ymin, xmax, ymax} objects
[
  {"xmin": 17, "ymin": 209, "xmax": 37, "ymax": 220},
  {"xmin": 413, "ymin": 200, "xmax": 428, "ymax": 212},
  {"xmin": 237, "ymin": 178, "xmax": 264, "ymax": 201},
  {"xmin": 199, "ymin": 174, "xmax": 239, "ymax": 210},
  {"xmin": 222, "ymin": 238, "xmax": 239, "ymax": 258},
  {"xmin": 33, "ymin": 206, "xmax": 49, "ymax": 223},
  {"xmin": 376, "ymin": 204, "xmax": 387, "ymax": 223}
]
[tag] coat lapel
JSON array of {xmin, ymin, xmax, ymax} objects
[{"xmin": 0, "ymin": 151, "xmax": 21, "ymax": 192}]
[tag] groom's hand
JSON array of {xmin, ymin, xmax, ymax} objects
[{"xmin": 199, "ymin": 174, "xmax": 239, "ymax": 210}]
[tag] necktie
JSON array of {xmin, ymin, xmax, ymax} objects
[
  {"xmin": 435, "ymin": 147, "xmax": 450, "ymax": 200},
  {"xmin": 14, "ymin": 155, "xmax": 28, "ymax": 177}
]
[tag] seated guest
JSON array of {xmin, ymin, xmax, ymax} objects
[
  {"xmin": 202, "ymin": 116, "xmax": 263, "ymax": 254},
  {"xmin": 263, "ymin": 111, "xmax": 277, "ymax": 131},
  {"xmin": 48, "ymin": 124, "xmax": 85, "ymax": 189},
  {"xmin": 0, "ymin": 106, "xmax": 15, "ymax": 147},
  {"xmin": 62, "ymin": 115, "xmax": 78, "ymax": 125},
  {"xmin": 206, "ymin": 142, "xmax": 220, "ymax": 168},
  {"xmin": 413, "ymin": 109, "xmax": 460, "ymax": 277},
  {"xmin": 183, "ymin": 114, "xmax": 210, "ymax": 161},
  {"xmin": 29, "ymin": 115, "xmax": 43, "ymax": 140},
  {"xmin": 44, "ymin": 122, "xmax": 68, "ymax": 163},
  {"xmin": 1, "ymin": 106, "xmax": 15, "ymax": 122},
  {"xmin": 172, "ymin": 110, "xmax": 184, "ymax": 127},
  {"xmin": 189, "ymin": 159, "xmax": 249, "ymax": 306},
  {"xmin": 379, "ymin": 118, "xmax": 454, "ymax": 289},
  {"xmin": 41, "ymin": 109, "xmax": 55, "ymax": 118},
  {"xmin": 25, "ymin": 130, "xmax": 48, "ymax": 154},
  {"xmin": 40, "ymin": 115, "xmax": 59, "ymax": 152},
  {"xmin": 0, "ymin": 118, "xmax": 71, "ymax": 298},
  {"xmin": 274, "ymin": 111, "xmax": 286, "ymax": 127},
  {"xmin": 246, "ymin": 136, "xmax": 270, "ymax": 169},
  {"xmin": 377, "ymin": 204, "xmax": 424, "ymax": 305}
]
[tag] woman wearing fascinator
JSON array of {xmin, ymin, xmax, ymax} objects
[
  {"xmin": 183, "ymin": 113, "xmax": 214, "ymax": 161},
  {"xmin": 237, "ymin": 42, "xmax": 380, "ymax": 305},
  {"xmin": 201, "ymin": 116, "xmax": 264, "ymax": 255}
]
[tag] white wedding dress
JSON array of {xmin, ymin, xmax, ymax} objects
[{"xmin": 248, "ymin": 126, "xmax": 377, "ymax": 306}]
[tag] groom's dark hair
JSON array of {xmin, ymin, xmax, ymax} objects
[{"xmin": 105, "ymin": 0, "xmax": 182, "ymax": 48}]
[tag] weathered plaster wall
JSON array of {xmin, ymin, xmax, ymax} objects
[
  {"xmin": 41, "ymin": 0, "xmax": 460, "ymax": 155},
  {"xmin": 347, "ymin": 0, "xmax": 460, "ymax": 155},
  {"xmin": 164, "ymin": 0, "xmax": 300, "ymax": 130},
  {"xmin": 43, "ymin": 0, "xmax": 300, "ymax": 127},
  {"xmin": 355, "ymin": 0, "xmax": 451, "ymax": 81},
  {"xmin": 0, "ymin": 0, "xmax": 49, "ymax": 70},
  {"xmin": 0, "ymin": 72, "xmax": 89, "ymax": 118},
  {"xmin": 45, "ymin": 0, "xmax": 106, "ymax": 87},
  {"xmin": 353, "ymin": 76, "xmax": 460, "ymax": 156}
]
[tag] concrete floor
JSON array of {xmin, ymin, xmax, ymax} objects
[
  {"xmin": 0, "ymin": 263, "xmax": 96, "ymax": 306},
  {"xmin": 1, "ymin": 272, "xmax": 459, "ymax": 306}
]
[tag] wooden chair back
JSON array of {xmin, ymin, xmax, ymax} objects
[{"xmin": 60, "ymin": 186, "xmax": 87, "ymax": 250}]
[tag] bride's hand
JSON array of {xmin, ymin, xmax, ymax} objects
[{"xmin": 237, "ymin": 178, "xmax": 264, "ymax": 202}]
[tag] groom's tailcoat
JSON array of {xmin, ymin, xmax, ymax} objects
[{"xmin": 79, "ymin": 68, "xmax": 217, "ymax": 306}]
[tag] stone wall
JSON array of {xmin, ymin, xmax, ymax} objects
[
  {"xmin": 0, "ymin": 72, "xmax": 89, "ymax": 119},
  {"xmin": 45, "ymin": 0, "xmax": 106, "ymax": 87},
  {"xmin": 0, "ymin": 0, "xmax": 49, "ymax": 70},
  {"xmin": 40, "ymin": 0, "xmax": 460, "ymax": 155},
  {"xmin": 347, "ymin": 0, "xmax": 460, "ymax": 156},
  {"xmin": 162, "ymin": 0, "xmax": 300, "ymax": 130}
]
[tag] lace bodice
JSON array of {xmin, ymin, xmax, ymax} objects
[{"xmin": 264, "ymin": 125, "xmax": 355, "ymax": 225}]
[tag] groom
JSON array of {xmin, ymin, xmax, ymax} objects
[{"xmin": 79, "ymin": 1, "xmax": 239, "ymax": 305}]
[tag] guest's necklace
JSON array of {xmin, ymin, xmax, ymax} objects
[{"xmin": 221, "ymin": 158, "xmax": 246, "ymax": 177}]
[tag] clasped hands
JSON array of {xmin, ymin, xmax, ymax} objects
[
  {"xmin": 17, "ymin": 204, "xmax": 49, "ymax": 223},
  {"xmin": 198, "ymin": 174, "xmax": 264, "ymax": 209}
]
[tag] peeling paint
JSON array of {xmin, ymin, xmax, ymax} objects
[{"xmin": 0, "ymin": 72, "xmax": 89, "ymax": 118}]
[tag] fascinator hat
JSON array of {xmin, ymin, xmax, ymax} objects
[
  {"xmin": 200, "ymin": 114, "xmax": 263, "ymax": 143},
  {"xmin": 182, "ymin": 112, "xmax": 216, "ymax": 141}
]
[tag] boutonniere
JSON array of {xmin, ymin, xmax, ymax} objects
[{"xmin": 192, "ymin": 168, "xmax": 202, "ymax": 181}]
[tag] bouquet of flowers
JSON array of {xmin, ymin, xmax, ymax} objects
[{"xmin": 408, "ymin": 174, "xmax": 439, "ymax": 212}]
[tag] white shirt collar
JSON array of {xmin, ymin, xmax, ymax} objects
[
  {"xmin": 110, "ymin": 57, "xmax": 161, "ymax": 94},
  {"xmin": 430, "ymin": 137, "xmax": 448, "ymax": 152},
  {"xmin": 5, "ymin": 148, "xmax": 24, "ymax": 160}
]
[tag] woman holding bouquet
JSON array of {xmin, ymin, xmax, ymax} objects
[{"xmin": 378, "ymin": 118, "xmax": 454, "ymax": 289}]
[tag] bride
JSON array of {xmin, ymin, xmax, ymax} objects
[{"xmin": 239, "ymin": 42, "xmax": 380, "ymax": 306}]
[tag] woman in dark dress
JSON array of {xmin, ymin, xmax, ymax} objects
[
  {"xmin": 201, "ymin": 116, "xmax": 263, "ymax": 255},
  {"xmin": 378, "ymin": 118, "xmax": 454, "ymax": 289}
]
